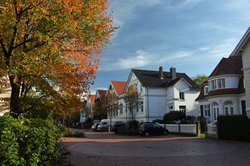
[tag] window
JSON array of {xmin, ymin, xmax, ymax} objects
[
  {"xmin": 212, "ymin": 102, "xmax": 219, "ymax": 120},
  {"xmin": 217, "ymin": 78, "xmax": 225, "ymax": 89},
  {"xmin": 140, "ymin": 101, "xmax": 144, "ymax": 112},
  {"xmin": 119, "ymin": 103, "xmax": 123, "ymax": 114},
  {"xmin": 211, "ymin": 80, "xmax": 217, "ymax": 89},
  {"xmin": 169, "ymin": 105, "xmax": 174, "ymax": 111},
  {"xmin": 204, "ymin": 86, "xmax": 209, "ymax": 95},
  {"xmin": 179, "ymin": 105, "xmax": 186, "ymax": 114},
  {"xmin": 204, "ymin": 105, "xmax": 210, "ymax": 117},
  {"xmin": 179, "ymin": 92, "xmax": 185, "ymax": 100},
  {"xmin": 224, "ymin": 101, "xmax": 234, "ymax": 115}
]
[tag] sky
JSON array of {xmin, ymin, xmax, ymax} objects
[{"xmin": 90, "ymin": 0, "xmax": 250, "ymax": 93}]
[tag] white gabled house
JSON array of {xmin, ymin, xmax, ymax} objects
[
  {"xmin": 106, "ymin": 81, "xmax": 127, "ymax": 122},
  {"xmin": 116, "ymin": 67, "xmax": 200, "ymax": 123},
  {"xmin": 196, "ymin": 26, "xmax": 250, "ymax": 122},
  {"xmin": 196, "ymin": 56, "xmax": 246, "ymax": 122},
  {"xmin": 230, "ymin": 27, "xmax": 250, "ymax": 117}
]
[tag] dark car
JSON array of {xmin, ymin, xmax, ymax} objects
[
  {"xmin": 111, "ymin": 121, "xmax": 126, "ymax": 134},
  {"xmin": 138, "ymin": 122, "xmax": 169, "ymax": 136}
]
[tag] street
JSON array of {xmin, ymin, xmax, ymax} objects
[{"xmin": 62, "ymin": 130, "xmax": 250, "ymax": 166}]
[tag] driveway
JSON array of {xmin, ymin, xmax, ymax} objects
[{"xmin": 61, "ymin": 130, "xmax": 250, "ymax": 166}]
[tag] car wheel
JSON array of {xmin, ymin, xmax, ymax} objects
[
  {"xmin": 145, "ymin": 132, "xmax": 149, "ymax": 136},
  {"xmin": 163, "ymin": 131, "xmax": 168, "ymax": 135}
]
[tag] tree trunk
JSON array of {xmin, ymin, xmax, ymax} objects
[{"xmin": 9, "ymin": 76, "xmax": 21, "ymax": 118}]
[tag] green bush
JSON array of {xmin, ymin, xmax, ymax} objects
[
  {"xmin": 0, "ymin": 116, "xmax": 61, "ymax": 165},
  {"xmin": 217, "ymin": 115, "xmax": 250, "ymax": 141},
  {"xmin": 127, "ymin": 120, "xmax": 139, "ymax": 130},
  {"xmin": 163, "ymin": 111, "xmax": 186, "ymax": 124}
]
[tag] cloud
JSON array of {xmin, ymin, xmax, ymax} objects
[{"xmin": 100, "ymin": 49, "xmax": 151, "ymax": 71}]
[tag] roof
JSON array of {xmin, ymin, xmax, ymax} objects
[
  {"xmin": 111, "ymin": 81, "xmax": 127, "ymax": 95},
  {"xmin": 230, "ymin": 27, "xmax": 250, "ymax": 57},
  {"xmin": 131, "ymin": 69, "xmax": 199, "ymax": 89},
  {"xmin": 97, "ymin": 89, "xmax": 107, "ymax": 99},
  {"xmin": 209, "ymin": 56, "xmax": 243, "ymax": 77},
  {"xmin": 89, "ymin": 94, "xmax": 95, "ymax": 103}
]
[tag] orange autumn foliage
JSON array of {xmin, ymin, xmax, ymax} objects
[{"xmin": 0, "ymin": 0, "xmax": 114, "ymax": 116}]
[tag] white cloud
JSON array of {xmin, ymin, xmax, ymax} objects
[
  {"xmin": 100, "ymin": 49, "xmax": 151, "ymax": 71},
  {"xmin": 208, "ymin": 38, "xmax": 237, "ymax": 57}
]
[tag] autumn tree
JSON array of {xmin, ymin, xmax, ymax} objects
[
  {"xmin": 0, "ymin": 0, "xmax": 113, "ymax": 117},
  {"xmin": 125, "ymin": 84, "xmax": 141, "ymax": 124}
]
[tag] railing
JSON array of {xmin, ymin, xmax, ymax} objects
[
  {"xmin": 207, "ymin": 123, "xmax": 217, "ymax": 135},
  {"xmin": 158, "ymin": 123, "xmax": 197, "ymax": 135}
]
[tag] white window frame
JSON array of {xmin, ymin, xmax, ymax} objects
[
  {"xmin": 204, "ymin": 86, "xmax": 209, "ymax": 95},
  {"xmin": 217, "ymin": 78, "xmax": 225, "ymax": 89},
  {"xmin": 211, "ymin": 80, "xmax": 217, "ymax": 90}
]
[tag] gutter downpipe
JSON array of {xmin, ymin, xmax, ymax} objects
[{"xmin": 147, "ymin": 87, "xmax": 150, "ymax": 122}]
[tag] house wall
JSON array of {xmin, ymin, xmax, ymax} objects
[
  {"xmin": 198, "ymin": 95, "xmax": 245, "ymax": 122},
  {"xmin": 242, "ymin": 41, "xmax": 250, "ymax": 117},
  {"xmin": 208, "ymin": 76, "xmax": 239, "ymax": 90},
  {"xmin": 173, "ymin": 79, "xmax": 200, "ymax": 116},
  {"xmin": 145, "ymin": 87, "xmax": 167, "ymax": 122}
]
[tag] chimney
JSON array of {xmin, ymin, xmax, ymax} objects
[
  {"xmin": 170, "ymin": 67, "xmax": 176, "ymax": 80},
  {"xmin": 159, "ymin": 66, "xmax": 164, "ymax": 79}
]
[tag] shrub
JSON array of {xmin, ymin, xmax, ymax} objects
[
  {"xmin": 0, "ymin": 116, "xmax": 61, "ymax": 165},
  {"xmin": 127, "ymin": 120, "xmax": 139, "ymax": 130},
  {"xmin": 163, "ymin": 111, "xmax": 186, "ymax": 124},
  {"xmin": 217, "ymin": 115, "xmax": 250, "ymax": 141}
]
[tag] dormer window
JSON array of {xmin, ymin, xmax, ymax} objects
[
  {"xmin": 217, "ymin": 78, "xmax": 225, "ymax": 89},
  {"xmin": 204, "ymin": 86, "xmax": 209, "ymax": 95},
  {"xmin": 211, "ymin": 80, "xmax": 217, "ymax": 89}
]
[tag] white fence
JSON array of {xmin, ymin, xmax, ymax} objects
[
  {"xmin": 158, "ymin": 123, "xmax": 197, "ymax": 135},
  {"xmin": 207, "ymin": 124, "xmax": 217, "ymax": 135}
]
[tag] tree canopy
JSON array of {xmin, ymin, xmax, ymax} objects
[
  {"xmin": 192, "ymin": 74, "xmax": 208, "ymax": 87},
  {"xmin": 0, "ymin": 0, "xmax": 113, "ymax": 117}
]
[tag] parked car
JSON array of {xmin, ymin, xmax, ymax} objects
[
  {"xmin": 111, "ymin": 121, "xmax": 126, "ymax": 134},
  {"xmin": 97, "ymin": 119, "xmax": 111, "ymax": 131},
  {"xmin": 138, "ymin": 122, "xmax": 169, "ymax": 136},
  {"xmin": 91, "ymin": 120, "xmax": 100, "ymax": 131}
]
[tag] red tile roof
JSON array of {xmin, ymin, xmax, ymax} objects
[
  {"xmin": 97, "ymin": 89, "xmax": 107, "ymax": 99},
  {"xmin": 89, "ymin": 94, "xmax": 95, "ymax": 103},
  {"xmin": 111, "ymin": 81, "xmax": 127, "ymax": 95},
  {"xmin": 209, "ymin": 56, "xmax": 242, "ymax": 77}
]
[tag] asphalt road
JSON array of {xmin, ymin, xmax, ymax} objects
[{"xmin": 61, "ymin": 130, "xmax": 250, "ymax": 166}]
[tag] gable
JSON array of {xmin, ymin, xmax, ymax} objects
[
  {"xmin": 111, "ymin": 81, "xmax": 127, "ymax": 95},
  {"xmin": 175, "ymin": 78, "xmax": 190, "ymax": 92}
]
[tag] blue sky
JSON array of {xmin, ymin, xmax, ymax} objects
[{"xmin": 90, "ymin": 0, "xmax": 250, "ymax": 92}]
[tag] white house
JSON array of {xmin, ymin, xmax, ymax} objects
[
  {"xmin": 196, "ymin": 27, "xmax": 250, "ymax": 122},
  {"xmin": 106, "ymin": 81, "xmax": 127, "ymax": 122},
  {"xmin": 115, "ymin": 67, "xmax": 200, "ymax": 123},
  {"xmin": 196, "ymin": 56, "xmax": 246, "ymax": 122},
  {"xmin": 0, "ymin": 76, "xmax": 11, "ymax": 116},
  {"xmin": 230, "ymin": 27, "xmax": 250, "ymax": 117}
]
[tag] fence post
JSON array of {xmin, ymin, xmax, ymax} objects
[{"xmin": 196, "ymin": 121, "xmax": 201, "ymax": 136}]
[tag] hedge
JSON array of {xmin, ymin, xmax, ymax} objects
[
  {"xmin": 217, "ymin": 115, "xmax": 250, "ymax": 141},
  {"xmin": 0, "ymin": 116, "xmax": 61, "ymax": 165}
]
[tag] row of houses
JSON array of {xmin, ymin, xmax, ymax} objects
[
  {"xmin": 91, "ymin": 67, "xmax": 200, "ymax": 123},
  {"xmin": 89, "ymin": 27, "xmax": 250, "ymax": 124}
]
